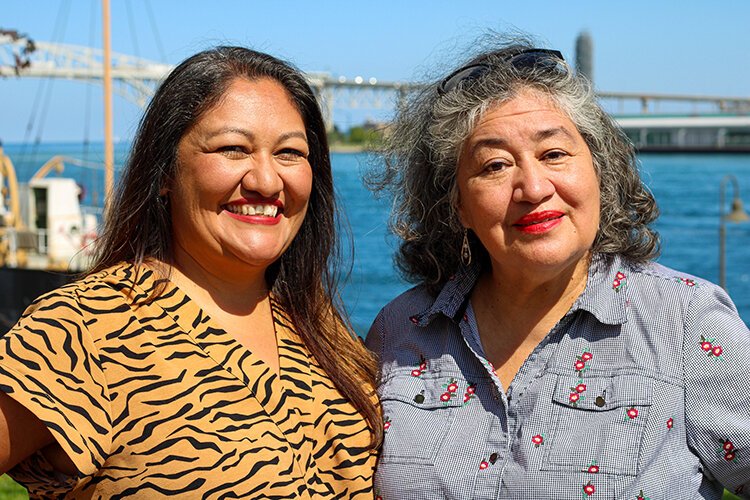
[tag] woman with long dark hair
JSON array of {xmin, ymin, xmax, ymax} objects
[{"xmin": 0, "ymin": 46, "xmax": 379, "ymax": 498}]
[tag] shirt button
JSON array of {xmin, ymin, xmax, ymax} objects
[
  {"xmin": 595, "ymin": 396, "xmax": 606, "ymax": 407},
  {"xmin": 489, "ymin": 452, "xmax": 498, "ymax": 464}
]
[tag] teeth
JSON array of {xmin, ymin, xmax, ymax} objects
[{"xmin": 227, "ymin": 204, "xmax": 278, "ymax": 217}]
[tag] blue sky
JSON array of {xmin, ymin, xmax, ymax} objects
[{"xmin": 2, "ymin": 0, "xmax": 750, "ymax": 142}]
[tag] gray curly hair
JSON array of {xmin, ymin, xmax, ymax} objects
[{"xmin": 369, "ymin": 37, "xmax": 660, "ymax": 294}]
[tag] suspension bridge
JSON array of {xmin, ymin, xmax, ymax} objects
[{"xmin": 3, "ymin": 31, "xmax": 750, "ymax": 150}]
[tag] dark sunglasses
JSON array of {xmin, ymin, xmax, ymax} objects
[{"xmin": 437, "ymin": 48, "xmax": 565, "ymax": 96}]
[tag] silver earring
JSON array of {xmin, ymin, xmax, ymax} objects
[{"xmin": 460, "ymin": 229, "xmax": 472, "ymax": 266}]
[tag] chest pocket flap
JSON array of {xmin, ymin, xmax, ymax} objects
[
  {"xmin": 379, "ymin": 371, "xmax": 468, "ymax": 465},
  {"xmin": 543, "ymin": 373, "xmax": 654, "ymax": 476},
  {"xmin": 551, "ymin": 373, "xmax": 653, "ymax": 411}
]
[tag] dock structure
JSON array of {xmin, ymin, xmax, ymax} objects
[
  {"xmin": 599, "ymin": 92, "xmax": 750, "ymax": 152},
  {"xmin": 3, "ymin": 33, "xmax": 750, "ymax": 151}
]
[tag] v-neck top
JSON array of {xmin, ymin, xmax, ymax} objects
[
  {"xmin": 0, "ymin": 263, "xmax": 375, "ymax": 498},
  {"xmin": 367, "ymin": 253, "xmax": 750, "ymax": 499}
]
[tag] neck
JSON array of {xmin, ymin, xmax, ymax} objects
[
  {"xmin": 168, "ymin": 243, "xmax": 270, "ymax": 316},
  {"xmin": 475, "ymin": 254, "xmax": 590, "ymax": 340}
]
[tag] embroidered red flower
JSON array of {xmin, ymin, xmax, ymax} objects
[
  {"xmin": 462, "ymin": 384, "xmax": 477, "ymax": 405},
  {"xmin": 574, "ymin": 349, "xmax": 593, "ymax": 375},
  {"xmin": 679, "ymin": 277, "xmax": 696, "ymax": 287},
  {"xmin": 582, "ymin": 481, "xmax": 596, "ymax": 496},
  {"xmin": 569, "ymin": 393, "xmax": 581, "ymax": 404},
  {"xmin": 532, "ymin": 434, "xmax": 544, "ymax": 447},
  {"xmin": 587, "ymin": 463, "xmax": 599, "ymax": 474},
  {"xmin": 667, "ymin": 418, "xmax": 674, "ymax": 430},
  {"xmin": 723, "ymin": 440, "xmax": 735, "ymax": 452},
  {"xmin": 701, "ymin": 336, "xmax": 724, "ymax": 359},
  {"xmin": 576, "ymin": 383, "xmax": 587, "ymax": 393},
  {"xmin": 479, "ymin": 460, "xmax": 489, "ymax": 470},
  {"xmin": 636, "ymin": 490, "xmax": 651, "ymax": 500},
  {"xmin": 612, "ymin": 270, "xmax": 627, "ymax": 292},
  {"xmin": 412, "ymin": 356, "xmax": 427, "ymax": 377},
  {"xmin": 725, "ymin": 451, "xmax": 736, "ymax": 461},
  {"xmin": 626, "ymin": 407, "xmax": 639, "ymax": 419},
  {"xmin": 440, "ymin": 392, "xmax": 451, "ymax": 402},
  {"xmin": 383, "ymin": 417, "xmax": 391, "ymax": 431},
  {"xmin": 447, "ymin": 382, "xmax": 459, "ymax": 393}
]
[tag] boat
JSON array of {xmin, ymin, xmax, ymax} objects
[{"xmin": 0, "ymin": 148, "xmax": 99, "ymax": 330}]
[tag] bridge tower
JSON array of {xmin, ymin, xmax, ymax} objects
[{"xmin": 575, "ymin": 31, "xmax": 594, "ymax": 84}]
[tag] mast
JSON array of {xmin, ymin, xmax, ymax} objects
[{"xmin": 102, "ymin": 0, "xmax": 114, "ymax": 203}]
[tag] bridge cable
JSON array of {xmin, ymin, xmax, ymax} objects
[
  {"xmin": 80, "ymin": 0, "xmax": 98, "ymax": 206},
  {"xmin": 28, "ymin": 0, "xmax": 72, "ymax": 162},
  {"xmin": 125, "ymin": 0, "xmax": 141, "ymax": 59},
  {"xmin": 18, "ymin": 0, "xmax": 70, "ymax": 163},
  {"xmin": 143, "ymin": 0, "xmax": 167, "ymax": 62}
]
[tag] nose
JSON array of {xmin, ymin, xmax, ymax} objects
[
  {"xmin": 511, "ymin": 159, "xmax": 555, "ymax": 204},
  {"xmin": 240, "ymin": 154, "xmax": 283, "ymax": 197}
]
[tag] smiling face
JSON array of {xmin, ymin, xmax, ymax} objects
[
  {"xmin": 168, "ymin": 77, "xmax": 312, "ymax": 281},
  {"xmin": 456, "ymin": 88, "xmax": 600, "ymax": 283}
]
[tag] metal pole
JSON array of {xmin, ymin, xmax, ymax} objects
[{"xmin": 719, "ymin": 177, "xmax": 727, "ymax": 289}]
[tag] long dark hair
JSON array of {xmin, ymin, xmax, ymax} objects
[{"xmin": 91, "ymin": 46, "xmax": 381, "ymax": 446}]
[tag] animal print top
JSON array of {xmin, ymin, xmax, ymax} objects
[{"xmin": 0, "ymin": 263, "xmax": 375, "ymax": 499}]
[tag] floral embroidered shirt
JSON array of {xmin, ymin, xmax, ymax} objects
[{"xmin": 366, "ymin": 254, "xmax": 750, "ymax": 499}]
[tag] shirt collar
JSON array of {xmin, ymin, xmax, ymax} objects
[{"xmin": 412, "ymin": 253, "xmax": 631, "ymax": 328}]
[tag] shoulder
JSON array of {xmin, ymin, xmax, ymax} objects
[
  {"xmin": 607, "ymin": 258, "xmax": 745, "ymax": 335},
  {"xmin": 10, "ymin": 262, "xmax": 140, "ymax": 338},
  {"xmin": 375, "ymin": 284, "xmax": 436, "ymax": 324},
  {"xmin": 366, "ymin": 284, "xmax": 435, "ymax": 358},
  {"xmin": 603, "ymin": 257, "xmax": 725, "ymax": 306}
]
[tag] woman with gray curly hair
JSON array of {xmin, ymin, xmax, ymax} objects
[{"xmin": 367, "ymin": 40, "xmax": 750, "ymax": 499}]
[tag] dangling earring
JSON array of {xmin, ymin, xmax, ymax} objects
[{"xmin": 460, "ymin": 229, "xmax": 472, "ymax": 266}]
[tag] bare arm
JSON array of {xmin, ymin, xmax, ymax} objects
[{"xmin": 0, "ymin": 391, "xmax": 55, "ymax": 474}]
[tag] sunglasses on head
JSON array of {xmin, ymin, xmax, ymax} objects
[{"xmin": 437, "ymin": 48, "xmax": 565, "ymax": 96}]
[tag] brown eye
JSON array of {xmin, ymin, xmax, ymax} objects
[
  {"xmin": 484, "ymin": 161, "xmax": 510, "ymax": 173},
  {"xmin": 218, "ymin": 146, "xmax": 248, "ymax": 158},
  {"xmin": 543, "ymin": 150, "xmax": 567, "ymax": 161},
  {"xmin": 276, "ymin": 148, "xmax": 308, "ymax": 162}
]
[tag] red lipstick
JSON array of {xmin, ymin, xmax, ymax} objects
[
  {"xmin": 223, "ymin": 197, "xmax": 284, "ymax": 225},
  {"xmin": 513, "ymin": 210, "xmax": 564, "ymax": 234}
]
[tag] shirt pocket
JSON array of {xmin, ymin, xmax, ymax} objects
[
  {"xmin": 379, "ymin": 372, "xmax": 467, "ymax": 466},
  {"xmin": 541, "ymin": 374, "xmax": 653, "ymax": 477}
]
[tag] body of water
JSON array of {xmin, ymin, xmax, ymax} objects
[{"xmin": 5, "ymin": 144, "xmax": 750, "ymax": 334}]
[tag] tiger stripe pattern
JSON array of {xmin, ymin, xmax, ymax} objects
[{"xmin": 0, "ymin": 263, "xmax": 375, "ymax": 498}]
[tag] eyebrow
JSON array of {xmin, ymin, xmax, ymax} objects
[
  {"xmin": 204, "ymin": 127, "xmax": 307, "ymax": 143},
  {"xmin": 533, "ymin": 126, "xmax": 576, "ymax": 142},
  {"xmin": 468, "ymin": 126, "xmax": 576, "ymax": 156}
]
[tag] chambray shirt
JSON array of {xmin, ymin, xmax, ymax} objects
[{"xmin": 367, "ymin": 253, "xmax": 750, "ymax": 499}]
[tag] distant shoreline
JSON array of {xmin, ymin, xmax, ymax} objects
[{"xmin": 330, "ymin": 144, "xmax": 368, "ymax": 153}]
